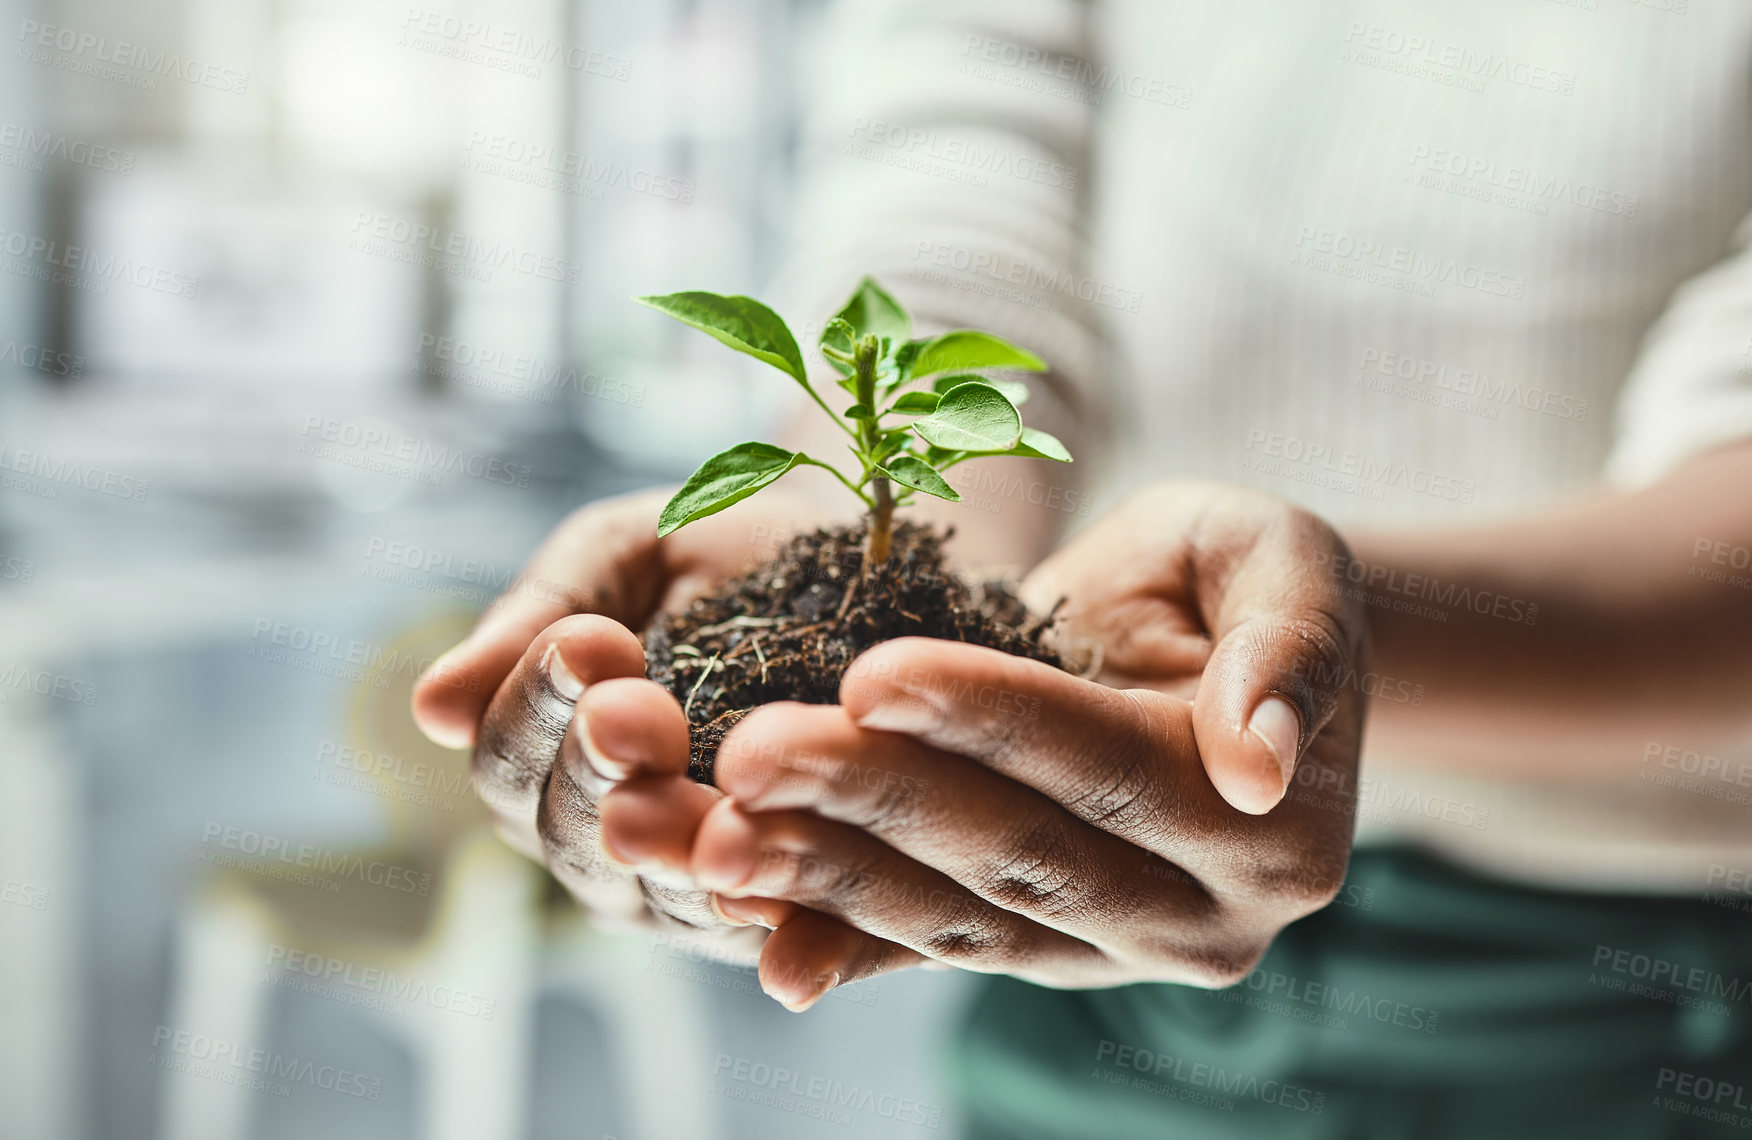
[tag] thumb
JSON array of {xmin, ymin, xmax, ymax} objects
[{"xmin": 1193, "ymin": 606, "xmax": 1362, "ymax": 816}]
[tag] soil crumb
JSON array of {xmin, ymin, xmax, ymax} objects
[{"xmin": 644, "ymin": 520, "xmax": 1065, "ymax": 783}]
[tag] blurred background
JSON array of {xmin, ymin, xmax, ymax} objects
[{"xmin": 0, "ymin": 1, "xmax": 969, "ymax": 1137}]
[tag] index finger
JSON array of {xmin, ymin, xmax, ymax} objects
[{"xmin": 837, "ymin": 638, "xmax": 1217, "ymax": 856}]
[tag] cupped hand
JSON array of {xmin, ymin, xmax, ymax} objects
[
  {"xmin": 677, "ymin": 482, "xmax": 1369, "ymax": 997},
  {"xmin": 408, "ymin": 488, "xmax": 923, "ymax": 982}
]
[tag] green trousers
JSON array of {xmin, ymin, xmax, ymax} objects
[{"xmin": 955, "ymin": 847, "xmax": 1752, "ymax": 1139}]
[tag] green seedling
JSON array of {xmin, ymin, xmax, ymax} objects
[{"xmin": 634, "ymin": 276, "xmax": 1071, "ymax": 565}]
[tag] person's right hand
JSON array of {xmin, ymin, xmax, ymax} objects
[{"xmin": 409, "ymin": 488, "xmax": 925, "ymax": 982}]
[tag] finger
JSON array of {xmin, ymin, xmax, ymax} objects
[
  {"xmin": 689, "ymin": 798, "xmax": 1107, "ymax": 983},
  {"xmin": 715, "ymin": 703, "xmax": 1211, "ymax": 952},
  {"xmin": 838, "ymin": 638, "xmax": 1219, "ymax": 857},
  {"xmin": 412, "ymin": 495, "xmax": 667, "ymax": 749},
  {"xmin": 596, "ymin": 773, "xmax": 720, "ymax": 885},
  {"xmin": 470, "ymin": 615, "xmax": 646, "ymax": 851},
  {"xmin": 1186, "ymin": 510, "xmax": 1367, "ymax": 814},
  {"xmin": 756, "ymin": 909, "xmax": 926, "ymax": 1011},
  {"xmin": 534, "ymin": 762, "xmax": 673, "ymax": 925},
  {"xmin": 564, "ymin": 677, "xmax": 692, "ymax": 790}
]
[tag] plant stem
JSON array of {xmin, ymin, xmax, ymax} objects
[{"xmin": 852, "ymin": 337, "xmax": 893, "ymax": 564}]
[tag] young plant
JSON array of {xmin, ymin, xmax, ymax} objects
[{"xmin": 634, "ymin": 277, "xmax": 1071, "ymax": 564}]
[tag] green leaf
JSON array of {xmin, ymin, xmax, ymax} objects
[
  {"xmin": 931, "ymin": 373, "xmax": 1030, "ymax": 406},
  {"xmin": 906, "ymin": 331, "xmax": 1046, "ymax": 378},
  {"xmin": 880, "ymin": 456, "xmax": 961, "ymax": 502},
  {"xmin": 635, "ymin": 292, "xmax": 807, "ymax": 384},
  {"xmin": 833, "ymin": 277, "xmax": 911, "ymax": 344},
  {"xmin": 911, "ymin": 382, "xmax": 1022, "ymax": 451},
  {"xmin": 893, "ymin": 341, "xmax": 920, "ymax": 377},
  {"xmin": 843, "ymin": 403, "xmax": 875, "ymax": 419},
  {"xmin": 874, "ymin": 429, "xmax": 913, "ymax": 464},
  {"xmin": 820, "ymin": 318, "xmax": 857, "ymax": 377},
  {"xmin": 657, "ymin": 442, "xmax": 805, "ymax": 537},
  {"xmin": 887, "ymin": 391, "xmax": 941, "ymax": 415},
  {"xmin": 1010, "ymin": 427, "xmax": 1073, "ymax": 462}
]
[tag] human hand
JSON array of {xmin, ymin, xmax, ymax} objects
[
  {"xmin": 408, "ymin": 488, "xmax": 923, "ymax": 976},
  {"xmin": 677, "ymin": 482, "xmax": 1368, "ymax": 996}
]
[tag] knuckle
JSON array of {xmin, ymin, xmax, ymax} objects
[
  {"xmin": 921, "ymin": 914, "xmax": 1006, "ymax": 963},
  {"xmin": 843, "ymin": 761, "xmax": 927, "ymax": 834},
  {"xmin": 1060, "ymin": 718, "xmax": 1163, "ymax": 838},
  {"xmin": 756, "ymin": 837, "xmax": 873, "ymax": 904},
  {"xmin": 534, "ymin": 777, "xmax": 606, "ymax": 880},
  {"xmin": 972, "ymin": 817, "xmax": 1082, "ymax": 918},
  {"xmin": 1236, "ymin": 833, "xmax": 1348, "ymax": 908}
]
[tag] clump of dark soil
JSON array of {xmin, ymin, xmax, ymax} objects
[{"xmin": 644, "ymin": 520, "xmax": 1066, "ymax": 783}]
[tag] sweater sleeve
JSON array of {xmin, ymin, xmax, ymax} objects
[
  {"xmin": 772, "ymin": 0, "xmax": 1106, "ymax": 449},
  {"xmin": 1605, "ymin": 206, "xmax": 1752, "ymax": 487}
]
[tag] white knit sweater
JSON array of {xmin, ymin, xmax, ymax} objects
[{"xmin": 777, "ymin": 0, "xmax": 1752, "ymax": 893}]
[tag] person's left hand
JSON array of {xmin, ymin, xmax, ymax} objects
[{"xmin": 650, "ymin": 482, "xmax": 1369, "ymax": 1006}]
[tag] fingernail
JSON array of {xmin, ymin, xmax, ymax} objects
[
  {"xmin": 598, "ymin": 826, "xmax": 635, "ymax": 868},
  {"xmin": 1247, "ymin": 696, "xmax": 1301, "ymax": 791},
  {"xmin": 580, "ymin": 720, "xmax": 632, "ymax": 781},
  {"xmin": 713, "ymin": 894, "xmax": 785, "ymax": 930},
  {"xmin": 542, "ymin": 643, "xmax": 585, "ymax": 702},
  {"xmin": 709, "ymin": 894, "xmax": 752, "ymax": 927},
  {"xmin": 851, "ymin": 694, "xmax": 940, "ymax": 734},
  {"xmin": 768, "ymin": 970, "xmax": 839, "ymax": 1013},
  {"xmin": 635, "ymin": 864, "xmax": 699, "ymax": 891},
  {"xmin": 691, "ymin": 808, "xmax": 760, "ymax": 895}
]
